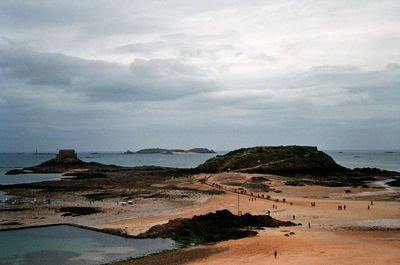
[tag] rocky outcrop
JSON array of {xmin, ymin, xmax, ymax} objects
[
  {"xmin": 196, "ymin": 146, "xmax": 399, "ymax": 187},
  {"xmin": 197, "ymin": 146, "xmax": 344, "ymax": 174},
  {"xmin": 137, "ymin": 209, "xmax": 295, "ymax": 244},
  {"xmin": 6, "ymin": 149, "xmax": 122, "ymax": 174}
]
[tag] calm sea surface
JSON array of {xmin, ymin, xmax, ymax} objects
[
  {"xmin": 325, "ymin": 150, "xmax": 400, "ymax": 172},
  {"xmin": 0, "ymin": 225, "xmax": 177, "ymax": 265},
  {"xmin": 0, "ymin": 150, "xmax": 399, "ymax": 185}
]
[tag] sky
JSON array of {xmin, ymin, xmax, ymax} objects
[{"xmin": 0, "ymin": 0, "xmax": 399, "ymax": 152}]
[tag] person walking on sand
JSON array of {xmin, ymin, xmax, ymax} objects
[
  {"xmin": 308, "ymin": 222, "xmax": 311, "ymax": 229},
  {"xmin": 344, "ymin": 205, "xmax": 346, "ymax": 210},
  {"xmin": 293, "ymin": 215, "xmax": 295, "ymax": 220},
  {"xmin": 274, "ymin": 250, "xmax": 277, "ymax": 259}
]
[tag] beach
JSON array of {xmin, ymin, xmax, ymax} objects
[{"xmin": 1, "ymin": 171, "xmax": 399, "ymax": 264}]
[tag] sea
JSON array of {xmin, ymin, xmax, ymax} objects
[{"xmin": 0, "ymin": 150, "xmax": 399, "ymax": 186}]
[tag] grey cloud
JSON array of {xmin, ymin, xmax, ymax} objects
[
  {"xmin": 0, "ymin": 43, "xmax": 215, "ymax": 106},
  {"xmin": 1, "ymin": 0, "xmax": 399, "ymax": 151}
]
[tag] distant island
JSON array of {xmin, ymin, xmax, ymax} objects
[{"xmin": 124, "ymin": 148, "xmax": 215, "ymax": 154}]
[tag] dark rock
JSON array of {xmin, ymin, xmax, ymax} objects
[
  {"xmin": 62, "ymin": 171, "xmax": 107, "ymax": 179},
  {"xmin": 5, "ymin": 169, "xmax": 25, "ymax": 175},
  {"xmin": 137, "ymin": 209, "xmax": 295, "ymax": 244},
  {"xmin": 387, "ymin": 178, "xmax": 400, "ymax": 187},
  {"xmin": 1, "ymin": 222, "xmax": 22, "ymax": 226},
  {"xmin": 56, "ymin": 207, "xmax": 103, "ymax": 217}
]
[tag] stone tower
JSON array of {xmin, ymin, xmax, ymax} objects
[{"xmin": 56, "ymin": 149, "xmax": 78, "ymax": 163}]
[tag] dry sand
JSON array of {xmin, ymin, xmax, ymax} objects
[{"xmin": 108, "ymin": 173, "xmax": 400, "ymax": 265}]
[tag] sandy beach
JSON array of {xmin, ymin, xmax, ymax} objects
[
  {"xmin": 106, "ymin": 173, "xmax": 400, "ymax": 264},
  {"xmin": 2, "ymin": 171, "xmax": 399, "ymax": 264}
]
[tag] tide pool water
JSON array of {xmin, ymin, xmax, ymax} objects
[{"xmin": 0, "ymin": 225, "xmax": 177, "ymax": 265}]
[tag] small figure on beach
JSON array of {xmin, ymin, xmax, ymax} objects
[
  {"xmin": 371, "ymin": 201, "xmax": 373, "ymax": 205},
  {"xmin": 293, "ymin": 215, "xmax": 295, "ymax": 220},
  {"xmin": 308, "ymin": 222, "xmax": 311, "ymax": 229},
  {"xmin": 343, "ymin": 205, "xmax": 346, "ymax": 210},
  {"xmin": 267, "ymin": 210, "xmax": 270, "ymax": 215},
  {"xmin": 290, "ymin": 202, "xmax": 293, "ymax": 206},
  {"xmin": 274, "ymin": 250, "xmax": 277, "ymax": 259},
  {"xmin": 338, "ymin": 205, "xmax": 342, "ymax": 210},
  {"xmin": 368, "ymin": 205, "xmax": 370, "ymax": 210}
]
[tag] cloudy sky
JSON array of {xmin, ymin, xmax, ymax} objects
[{"xmin": 0, "ymin": 0, "xmax": 399, "ymax": 152}]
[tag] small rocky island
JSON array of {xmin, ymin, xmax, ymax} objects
[
  {"xmin": 196, "ymin": 146, "xmax": 399, "ymax": 187},
  {"xmin": 134, "ymin": 148, "xmax": 215, "ymax": 154},
  {"xmin": 6, "ymin": 149, "xmax": 122, "ymax": 175}
]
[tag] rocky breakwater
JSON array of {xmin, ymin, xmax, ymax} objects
[{"xmin": 196, "ymin": 146, "xmax": 399, "ymax": 187}]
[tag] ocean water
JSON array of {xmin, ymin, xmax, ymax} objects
[
  {"xmin": 0, "ymin": 152, "xmax": 221, "ymax": 185},
  {"xmin": 325, "ymin": 150, "xmax": 400, "ymax": 172},
  {"xmin": 0, "ymin": 225, "xmax": 177, "ymax": 265},
  {"xmin": 0, "ymin": 150, "xmax": 399, "ymax": 186}
]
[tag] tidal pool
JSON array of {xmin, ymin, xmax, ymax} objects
[{"xmin": 0, "ymin": 225, "xmax": 177, "ymax": 265}]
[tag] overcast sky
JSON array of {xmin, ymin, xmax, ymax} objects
[{"xmin": 0, "ymin": 0, "xmax": 399, "ymax": 152}]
